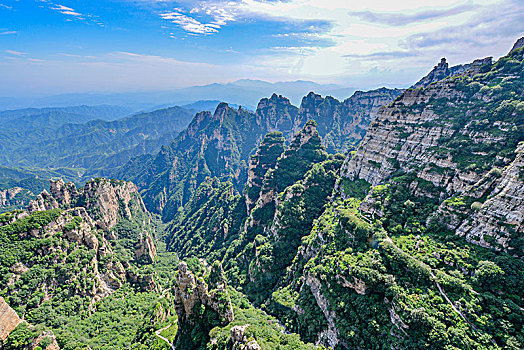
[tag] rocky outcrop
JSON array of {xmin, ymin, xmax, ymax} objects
[
  {"xmin": 455, "ymin": 143, "xmax": 523, "ymax": 254},
  {"xmin": 49, "ymin": 179, "xmax": 78, "ymax": 207},
  {"xmin": 174, "ymin": 261, "xmax": 234, "ymax": 347},
  {"xmin": 174, "ymin": 261, "xmax": 234, "ymax": 326},
  {"xmin": 0, "ymin": 297, "xmax": 22, "ymax": 341},
  {"xmin": 413, "ymin": 57, "xmax": 492, "ymax": 88},
  {"xmin": 255, "ymin": 94, "xmax": 299, "ymax": 139},
  {"xmin": 510, "ymin": 36, "xmax": 524, "ymax": 52},
  {"xmin": 27, "ymin": 189, "xmax": 60, "ymax": 213},
  {"xmin": 305, "ymin": 272, "xmax": 339, "ymax": 348},
  {"xmin": 244, "ymin": 132, "xmax": 285, "ymax": 212},
  {"xmin": 29, "ymin": 178, "xmax": 150, "ymax": 231},
  {"xmin": 28, "ymin": 178, "xmax": 155, "ymax": 251},
  {"xmin": 413, "ymin": 58, "xmax": 451, "ymax": 88},
  {"xmin": 297, "ymin": 89, "xmax": 403, "ymax": 153},
  {"xmin": 83, "ymin": 178, "xmax": 149, "ymax": 231},
  {"xmin": 0, "ymin": 187, "xmax": 24, "ymax": 206},
  {"xmin": 230, "ymin": 325, "xmax": 261, "ymax": 350},
  {"xmin": 340, "ymin": 39, "xmax": 523, "ymax": 254},
  {"xmin": 134, "ymin": 231, "xmax": 157, "ymax": 263}
]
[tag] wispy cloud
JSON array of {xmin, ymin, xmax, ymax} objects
[
  {"xmin": 348, "ymin": 4, "xmax": 476, "ymax": 26},
  {"xmin": 0, "ymin": 3, "xmax": 12, "ymax": 10},
  {"xmin": 51, "ymin": 4, "xmax": 83, "ymax": 18},
  {"xmin": 0, "ymin": 30, "xmax": 16, "ymax": 35},
  {"xmin": 5, "ymin": 50, "xmax": 27, "ymax": 56},
  {"xmin": 160, "ymin": 10, "xmax": 220, "ymax": 34}
]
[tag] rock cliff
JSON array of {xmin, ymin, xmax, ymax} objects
[
  {"xmin": 173, "ymin": 261, "xmax": 234, "ymax": 348},
  {"xmin": 0, "ymin": 297, "xmax": 21, "ymax": 342},
  {"xmin": 340, "ymin": 40, "xmax": 523, "ymax": 254}
]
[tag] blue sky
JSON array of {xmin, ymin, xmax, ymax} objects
[{"xmin": 0, "ymin": 0, "xmax": 523, "ymax": 96}]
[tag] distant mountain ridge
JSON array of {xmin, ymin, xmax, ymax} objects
[
  {"xmin": 0, "ymin": 106, "xmax": 195, "ymax": 179},
  {"xmin": 0, "ymin": 79, "xmax": 356, "ymax": 111}
]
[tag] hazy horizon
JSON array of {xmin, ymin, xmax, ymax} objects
[{"xmin": 1, "ymin": 0, "xmax": 523, "ymax": 97}]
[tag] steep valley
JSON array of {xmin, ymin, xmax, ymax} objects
[{"xmin": 0, "ymin": 39, "xmax": 523, "ymax": 350}]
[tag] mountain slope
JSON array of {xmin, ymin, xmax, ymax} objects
[
  {"xmin": 0, "ymin": 106, "xmax": 194, "ymax": 178},
  {"xmin": 118, "ymin": 88, "xmax": 401, "ymax": 219}
]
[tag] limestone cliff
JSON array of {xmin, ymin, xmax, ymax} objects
[
  {"xmin": 454, "ymin": 143, "xmax": 523, "ymax": 254},
  {"xmin": 0, "ymin": 297, "xmax": 21, "ymax": 342},
  {"xmin": 244, "ymin": 132, "xmax": 285, "ymax": 212},
  {"xmin": 339, "ymin": 41, "xmax": 523, "ymax": 253},
  {"xmin": 173, "ymin": 261, "xmax": 234, "ymax": 348},
  {"xmin": 297, "ymin": 88, "xmax": 403, "ymax": 153},
  {"xmin": 28, "ymin": 178, "xmax": 156, "ymax": 261},
  {"xmin": 412, "ymin": 57, "xmax": 492, "ymax": 88},
  {"xmin": 254, "ymin": 94, "xmax": 298, "ymax": 139}
]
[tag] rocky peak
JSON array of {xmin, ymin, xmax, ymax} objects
[
  {"xmin": 510, "ymin": 36, "xmax": 524, "ymax": 53},
  {"xmin": 49, "ymin": 179, "xmax": 78, "ymax": 206},
  {"xmin": 134, "ymin": 231, "xmax": 157, "ymax": 263},
  {"xmin": 213, "ymin": 102, "xmax": 230, "ymax": 121},
  {"xmin": 255, "ymin": 94, "xmax": 298, "ymax": 137},
  {"xmin": 413, "ymin": 57, "xmax": 450, "ymax": 88},
  {"xmin": 230, "ymin": 325, "xmax": 261, "ymax": 350},
  {"xmin": 83, "ymin": 178, "xmax": 148, "ymax": 231}
]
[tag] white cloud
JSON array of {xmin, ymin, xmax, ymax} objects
[
  {"xmin": 0, "ymin": 30, "xmax": 16, "ymax": 35},
  {"xmin": 160, "ymin": 11, "xmax": 219, "ymax": 34},
  {"xmin": 51, "ymin": 4, "xmax": 83, "ymax": 18},
  {"xmin": 5, "ymin": 50, "xmax": 27, "ymax": 56}
]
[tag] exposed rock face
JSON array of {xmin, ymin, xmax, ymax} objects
[
  {"xmin": 230, "ymin": 325, "xmax": 261, "ymax": 350},
  {"xmin": 413, "ymin": 57, "xmax": 492, "ymax": 88},
  {"xmin": 174, "ymin": 261, "xmax": 234, "ymax": 326},
  {"xmin": 0, "ymin": 187, "xmax": 24, "ymax": 206},
  {"xmin": 134, "ymin": 231, "xmax": 157, "ymax": 263},
  {"xmin": 29, "ymin": 178, "xmax": 153, "ymax": 242},
  {"xmin": 455, "ymin": 143, "xmax": 523, "ymax": 254},
  {"xmin": 0, "ymin": 297, "xmax": 22, "ymax": 341},
  {"xmin": 83, "ymin": 178, "xmax": 149, "ymax": 231},
  {"xmin": 28, "ymin": 208, "xmax": 126, "ymax": 300},
  {"xmin": 27, "ymin": 189, "xmax": 60, "ymax": 213},
  {"xmin": 413, "ymin": 58, "xmax": 451, "ymax": 88},
  {"xmin": 510, "ymin": 36, "xmax": 524, "ymax": 52},
  {"xmin": 49, "ymin": 179, "xmax": 78, "ymax": 207},
  {"xmin": 305, "ymin": 273, "xmax": 339, "ymax": 349},
  {"xmin": 118, "ymin": 88, "xmax": 401, "ymax": 218},
  {"xmin": 174, "ymin": 261, "xmax": 235, "ymax": 348},
  {"xmin": 23, "ymin": 177, "xmax": 156, "ymax": 295},
  {"xmin": 244, "ymin": 132, "xmax": 285, "ymax": 212},
  {"xmin": 255, "ymin": 94, "xmax": 298, "ymax": 139},
  {"xmin": 340, "ymin": 43, "xmax": 523, "ymax": 254},
  {"xmin": 297, "ymin": 89, "xmax": 403, "ymax": 153}
]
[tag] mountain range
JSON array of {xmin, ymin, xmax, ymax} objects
[
  {"xmin": 0, "ymin": 80, "xmax": 357, "ymax": 112},
  {"xmin": 0, "ymin": 38, "xmax": 522, "ymax": 350}
]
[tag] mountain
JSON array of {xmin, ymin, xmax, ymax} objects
[
  {"xmin": 117, "ymin": 88, "xmax": 401, "ymax": 219},
  {"xmin": 0, "ymin": 80, "xmax": 356, "ymax": 112},
  {"xmin": 155, "ymin": 38, "xmax": 523, "ymax": 349},
  {"xmin": 0, "ymin": 106, "xmax": 194, "ymax": 179},
  {"xmin": 412, "ymin": 57, "xmax": 493, "ymax": 88},
  {"xmin": 1, "ymin": 38, "xmax": 522, "ymax": 350},
  {"xmin": 180, "ymin": 100, "xmax": 241, "ymax": 112},
  {"xmin": 0, "ymin": 105, "xmax": 132, "ymax": 122}
]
